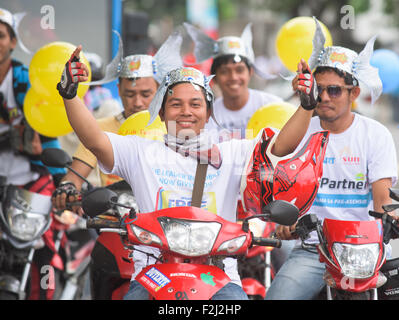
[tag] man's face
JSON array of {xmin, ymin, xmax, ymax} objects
[
  {"xmin": 214, "ymin": 60, "xmax": 252, "ymax": 99},
  {"xmin": 159, "ymin": 82, "xmax": 211, "ymax": 138},
  {"xmin": 118, "ymin": 77, "xmax": 158, "ymax": 117},
  {"xmin": 315, "ymin": 70, "xmax": 360, "ymax": 123},
  {"xmin": 0, "ymin": 23, "xmax": 16, "ymax": 65}
]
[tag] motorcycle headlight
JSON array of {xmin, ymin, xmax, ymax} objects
[
  {"xmin": 3, "ymin": 187, "xmax": 51, "ymax": 242},
  {"xmin": 158, "ymin": 217, "xmax": 221, "ymax": 256},
  {"xmin": 332, "ymin": 243, "xmax": 380, "ymax": 279},
  {"xmin": 7, "ymin": 209, "xmax": 48, "ymax": 241}
]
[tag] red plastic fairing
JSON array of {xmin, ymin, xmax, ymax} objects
[
  {"xmin": 97, "ymin": 232, "xmax": 134, "ymax": 278},
  {"xmin": 137, "ymin": 263, "xmax": 230, "ymax": 300},
  {"xmin": 319, "ymin": 219, "xmax": 385, "ymax": 292},
  {"xmin": 241, "ymin": 278, "xmax": 266, "ymax": 298},
  {"xmin": 123, "ymin": 206, "xmax": 251, "ymax": 258}
]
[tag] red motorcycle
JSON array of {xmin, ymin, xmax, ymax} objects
[
  {"xmin": 41, "ymin": 148, "xmax": 298, "ymax": 300},
  {"xmin": 41, "ymin": 148, "xmax": 135, "ymax": 300},
  {"xmin": 294, "ymin": 197, "xmax": 399, "ymax": 300},
  {"xmin": 49, "ymin": 210, "xmax": 96, "ymax": 300},
  {"xmin": 88, "ymin": 180, "xmax": 136, "ymax": 300},
  {"xmin": 81, "ymin": 187, "xmax": 299, "ymax": 300}
]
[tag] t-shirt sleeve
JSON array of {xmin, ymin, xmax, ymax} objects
[{"xmin": 367, "ymin": 124, "xmax": 398, "ymax": 186}]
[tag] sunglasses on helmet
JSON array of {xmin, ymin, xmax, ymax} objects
[{"xmin": 317, "ymin": 85, "xmax": 354, "ymax": 98}]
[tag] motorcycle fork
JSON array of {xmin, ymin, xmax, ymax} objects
[
  {"xmin": 265, "ymin": 251, "xmax": 272, "ymax": 291},
  {"xmin": 19, "ymin": 247, "xmax": 35, "ymax": 300}
]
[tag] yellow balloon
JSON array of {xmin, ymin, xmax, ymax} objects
[
  {"xmin": 118, "ymin": 110, "xmax": 166, "ymax": 141},
  {"xmin": 276, "ymin": 16, "xmax": 333, "ymax": 72},
  {"xmin": 23, "ymin": 88, "xmax": 73, "ymax": 137},
  {"xmin": 29, "ymin": 41, "xmax": 91, "ymax": 100},
  {"xmin": 246, "ymin": 102, "xmax": 297, "ymax": 139}
]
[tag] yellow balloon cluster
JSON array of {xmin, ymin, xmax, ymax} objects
[
  {"xmin": 25, "ymin": 41, "xmax": 91, "ymax": 137},
  {"xmin": 276, "ymin": 16, "xmax": 333, "ymax": 72},
  {"xmin": 118, "ymin": 110, "xmax": 166, "ymax": 141},
  {"xmin": 246, "ymin": 102, "xmax": 297, "ymax": 139},
  {"xmin": 24, "ymin": 90, "xmax": 73, "ymax": 137}
]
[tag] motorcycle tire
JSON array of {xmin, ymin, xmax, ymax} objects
[{"xmin": 330, "ymin": 288, "xmax": 372, "ymax": 300}]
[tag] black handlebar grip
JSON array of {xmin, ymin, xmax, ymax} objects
[
  {"xmin": 86, "ymin": 218, "xmax": 121, "ymax": 229},
  {"xmin": 369, "ymin": 210, "xmax": 383, "ymax": 219},
  {"xmin": 252, "ymin": 237, "xmax": 282, "ymax": 248}
]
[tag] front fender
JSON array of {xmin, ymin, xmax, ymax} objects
[
  {"xmin": 136, "ymin": 263, "xmax": 230, "ymax": 300},
  {"xmin": 0, "ymin": 275, "xmax": 20, "ymax": 295}
]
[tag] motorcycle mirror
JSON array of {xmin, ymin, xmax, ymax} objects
[
  {"xmin": 81, "ymin": 187, "xmax": 118, "ymax": 218},
  {"xmin": 382, "ymin": 203, "xmax": 399, "ymax": 213},
  {"xmin": 263, "ymin": 200, "xmax": 299, "ymax": 226},
  {"xmin": 41, "ymin": 148, "xmax": 72, "ymax": 168}
]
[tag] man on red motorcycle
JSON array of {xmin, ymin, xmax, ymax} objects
[
  {"xmin": 52, "ymin": 33, "xmax": 183, "ymax": 211},
  {"xmin": 266, "ymin": 19, "xmax": 398, "ymax": 300},
  {"xmin": 55, "ymin": 38, "xmax": 317, "ymax": 298}
]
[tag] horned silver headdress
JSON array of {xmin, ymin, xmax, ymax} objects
[
  {"xmin": 85, "ymin": 31, "xmax": 183, "ymax": 86},
  {"xmin": 309, "ymin": 17, "xmax": 382, "ymax": 104},
  {"xmin": 184, "ymin": 22, "xmax": 275, "ymax": 80},
  {"xmin": 147, "ymin": 66, "xmax": 215, "ymax": 125}
]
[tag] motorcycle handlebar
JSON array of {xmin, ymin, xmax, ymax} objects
[
  {"xmin": 369, "ymin": 211, "xmax": 383, "ymax": 219},
  {"xmin": 86, "ymin": 218, "xmax": 121, "ymax": 229},
  {"xmin": 369, "ymin": 210, "xmax": 399, "ymax": 243},
  {"xmin": 252, "ymin": 237, "xmax": 282, "ymax": 248}
]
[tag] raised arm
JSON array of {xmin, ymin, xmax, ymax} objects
[
  {"xmin": 272, "ymin": 59, "xmax": 318, "ymax": 157},
  {"xmin": 57, "ymin": 46, "xmax": 114, "ymax": 171}
]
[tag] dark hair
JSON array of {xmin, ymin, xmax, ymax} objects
[
  {"xmin": 210, "ymin": 54, "xmax": 251, "ymax": 75},
  {"xmin": 0, "ymin": 21, "xmax": 16, "ymax": 40},
  {"xmin": 314, "ymin": 66, "xmax": 359, "ymax": 86},
  {"xmin": 118, "ymin": 76, "xmax": 159, "ymax": 88},
  {"xmin": 160, "ymin": 82, "xmax": 213, "ymax": 112}
]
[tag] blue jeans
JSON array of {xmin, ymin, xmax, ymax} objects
[
  {"xmin": 271, "ymin": 239, "xmax": 296, "ymax": 273},
  {"xmin": 265, "ymin": 246, "xmax": 326, "ymax": 300},
  {"xmin": 124, "ymin": 280, "xmax": 248, "ymax": 300}
]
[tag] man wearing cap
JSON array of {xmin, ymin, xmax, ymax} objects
[
  {"xmin": 184, "ymin": 22, "xmax": 282, "ymax": 140},
  {"xmin": 55, "ymin": 33, "xmax": 319, "ymax": 299},
  {"xmin": 53, "ymin": 33, "xmax": 183, "ymax": 211},
  {"xmin": 266, "ymin": 20, "xmax": 398, "ymax": 300}
]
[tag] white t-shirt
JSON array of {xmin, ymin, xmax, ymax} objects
[
  {"xmin": 296, "ymin": 114, "xmax": 398, "ymax": 244},
  {"xmin": 99, "ymin": 132, "xmax": 256, "ymax": 285},
  {"xmin": 0, "ymin": 67, "xmax": 38, "ymax": 185},
  {"xmin": 206, "ymin": 88, "xmax": 282, "ymax": 139}
]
